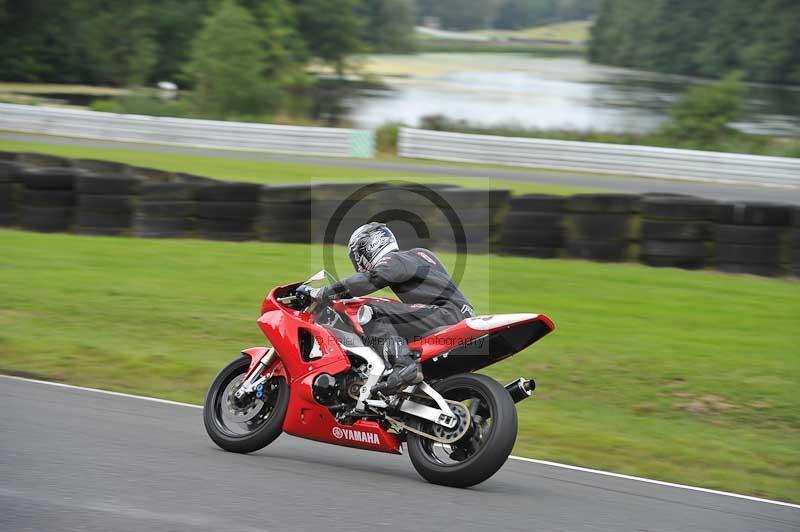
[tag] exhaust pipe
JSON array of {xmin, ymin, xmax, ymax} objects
[{"xmin": 505, "ymin": 377, "xmax": 535, "ymax": 403}]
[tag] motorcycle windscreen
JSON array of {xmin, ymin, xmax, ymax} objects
[{"xmin": 420, "ymin": 319, "xmax": 552, "ymax": 380}]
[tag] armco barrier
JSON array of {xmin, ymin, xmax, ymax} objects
[
  {"xmin": 398, "ymin": 127, "xmax": 800, "ymax": 188},
  {"xmin": 1, "ymin": 150, "xmax": 798, "ymax": 279},
  {"xmin": 0, "ymin": 103, "xmax": 375, "ymax": 158}
]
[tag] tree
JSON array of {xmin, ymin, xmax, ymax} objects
[
  {"xmin": 148, "ymin": 0, "xmax": 210, "ymax": 84},
  {"xmin": 492, "ymin": 0, "xmax": 599, "ymax": 30},
  {"xmin": 0, "ymin": 0, "xmax": 89, "ymax": 83},
  {"xmin": 244, "ymin": 0, "xmax": 310, "ymax": 89},
  {"xmin": 429, "ymin": 0, "xmax": 500, "ymax": 30},
  {"xmin": 184, "ymin": 0, "xmax": 278, "ymax": 116},
  {"xmin": 361, "ymin": 0, "xmax": 416, "ymax": 53},
  {"xmin": 291, "ymin": 0, "xmax": 364, "ymax": 76},
  {"xmin": 589, "ymin": 0, "xmax": 800, "ymax": 85},
  {"xmin": 79, "ymin": 2, "xmax": 160, "ymax": 85},
  {"xmin": 660, "ymin": 72, "xmax": 746, "ymax": 146}
]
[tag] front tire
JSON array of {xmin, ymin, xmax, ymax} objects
[
  {"xmin": 203, "ymin": 355, "xmax": 289, "ymax": 454},
  {"xmin": 406, "ymin": 373, "xmax": 518, "ymax": 488}
]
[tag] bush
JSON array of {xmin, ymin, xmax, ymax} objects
[
  {"xmin": 89, "ymin": 95, "xmax": 190, "ymax": 118},
  {"xmin": 659, "ymin": 72, "xmax": 747, "ymax": 147},
  {"xmin": 375, "ymin": 122, "xmax": 403, "ymax": 154},
  {"xmin": 413, "ymin": 110, "xmax": 799, "ymax": 158}
]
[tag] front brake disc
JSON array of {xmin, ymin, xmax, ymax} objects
[{"xmin": 221, "ymin": 376, "xmax": 265, "ymax": 423}]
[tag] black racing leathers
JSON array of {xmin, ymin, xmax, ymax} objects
[{"xmin": 321, "ymin": 248, "xmax": 474, "ymax": 347}]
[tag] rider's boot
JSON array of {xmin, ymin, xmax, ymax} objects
[{"xmin": 372, "ymin": 338, "xmax": 423, "ymax": 395}]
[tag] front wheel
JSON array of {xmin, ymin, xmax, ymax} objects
[
  {"xmin": 203, "ymin": 355, "xmax": 289, "ymax": 454},
  {"xmin": 406, "ymin": 373, "xmax": 518, "ymax": 488}
]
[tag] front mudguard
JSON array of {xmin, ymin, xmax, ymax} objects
[{"xmin": 241, "ymin": 347, "xmax": 288, "ymax": 381}]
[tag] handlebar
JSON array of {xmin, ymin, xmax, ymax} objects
[{"xmin": 277, "ymin": 285, "xmax": 318, "ymax": 312}]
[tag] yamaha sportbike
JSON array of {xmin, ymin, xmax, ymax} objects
[{"xmin": 204, "ymin": 270, "xmax": 554, "ymax": 487}]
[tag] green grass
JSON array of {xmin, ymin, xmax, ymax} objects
[
  {"xmin": 471, "ymin": 20, "xmax": 592, "ymax": 43},
  {"xmin": 0, "ymin": 139, "xmax": 599, "ymax": 196},
  {"xmin": 0, "ymin": 82, "xmax": 128, "ymax": 95},
  {"xmin": 415, "ymin": 40, "xmax": 583, "ymax": 55},
  {"xmin": 0, "ymin": 83, "xmax": 131, "ymax": 107},
  {"xmin": 1, "ymin": 229, "xmax": 798, "ymax": 503},
  {"xmin": 413, "ymin": 20, "xmax": 589, "ymax": 54}
]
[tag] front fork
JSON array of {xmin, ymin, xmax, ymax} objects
[{"xmin": 235, "ymin": 347, "xmax": 276, "ymax": 400}]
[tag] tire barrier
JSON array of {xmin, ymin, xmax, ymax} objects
[
  {"xmin": 195, "ymin": 182, "xmax": 261, "ymax": 241},
  {"xmin": 565, "ymin": 194, "xmax": 640, "ymax": 262},
  {"xmin": 72, "ymin": 158, "xmax": 133, "ymax": 176},
  {"xmin": 429, "ymin": 188, "xmax": 509, "ymax": 254},
  {"xmin": 498, "ymin": 194, "xmax": 565, "ymax": 258},
  {"xmin": 258, "ymin": 184, "xmax": 312, "ymax": 244},
  {"xmin": 712, "ymin": 202, "xmax": 793, "ymax": 277},
  {"xmin": 310, "ymin": 183, "xmax": 374, "ymax": 246},
  {"xmin": 366, "ymin": 183, "xmax": 457, "ymax": 251},
  {"xmin": 3, "ymin": 149, "xmax": 800, "ymax": 280},
  {"xmin": 15, "ymin": 152, "xmax": 72, "ymax": 168},
  {"xmin": 639, "ymin": 196, "xmax": 717, "ymax": 270},
  {"xmin": 0, "ymin": 161, "xmax": 24, "ymax": 226},
  {"xmin": 75, "ymin": 173, "xmax": 141, "ymax": 235},
  {"xmin": 130, "ymin": 167, "xmax": 176, "ymax": 182},
  {"xmin": 20, "ymin": 167, "xmax": 78, "ymax": 232}
]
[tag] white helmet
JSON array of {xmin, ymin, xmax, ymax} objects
[{"xmin": 348, "ymin": 222, "xmax": 398, "ymax": 272}]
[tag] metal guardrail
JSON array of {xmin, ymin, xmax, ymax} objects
[
  {"xmin": 399, "ymin": 127, "xmax": 800, "ymax": 188},
  {"xmin": 0, "ymin": 103, "xmax": 374, "ymax": 158}
]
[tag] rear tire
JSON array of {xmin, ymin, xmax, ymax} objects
[
  {"xmin": 203, "ymin": 355, "xmax": 289, "ymax": 454},
  {"xmin": 407, "ymin": 373, "xmax": 517, "ymax": 488}
]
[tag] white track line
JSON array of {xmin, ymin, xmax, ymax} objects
[
  {"xmin": 3, "ymin": 374, "xmax": 798, "ymax": 510},
  {"xmin": 1, "ymin": 375, "xmax": 202, "ymax": 410}
]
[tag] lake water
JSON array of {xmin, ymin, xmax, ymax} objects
[{"xmin": 346, "ymin": 54, "xmax": 800, "ymax": 136}]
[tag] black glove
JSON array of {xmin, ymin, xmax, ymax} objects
[
  {"xmin": 295, "ymin": 284, "xmax": 322, "ymax": 301},
  {"xmin": 298, "ymin": 285, "xmax": 339, "ymax": 303}
]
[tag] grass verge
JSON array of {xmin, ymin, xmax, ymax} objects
[
  {"xmin": 471, "ymin": 20, "xmax": 592, "ymax": 43},
  {"xmin": 0, "ymin": 139, "xmax": 599, "ymax": 195},
  {"xmin": 0, "ymin": 229, "xmax": 797, "ymax": 502}
]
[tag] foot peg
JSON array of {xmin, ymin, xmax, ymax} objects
[{"xmin": 372, "ymin": 360, "xmax": 423, "ymax": 396}]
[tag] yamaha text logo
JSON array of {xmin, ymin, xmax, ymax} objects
[{"xmin": 332, "ymin": 426, "xmax": 380, "ymax": 444}]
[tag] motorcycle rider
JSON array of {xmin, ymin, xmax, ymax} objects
[{"xmin": 299, "ymin": 222, "xmax": 474, "ymax": 394}]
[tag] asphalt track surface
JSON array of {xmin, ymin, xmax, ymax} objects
[
  {"xmin": 2, "ymin": 132, "xmax": 799, "ymax": 205},
  {"xmin": 2, "ymin": 376, "xmax": 798, "ymax": 532}
]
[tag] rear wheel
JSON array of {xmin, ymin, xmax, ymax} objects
[
  {"xmin": 406, "ymin": 373, "xmax": 517, "ymax": 488},
  {"xmin": 203, "ymin": 355, "xmax": 289, "ymax": 453}
]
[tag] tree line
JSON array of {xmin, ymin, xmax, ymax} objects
[
  {"xmin": 589, "ymin": 0, "xmax": 800, "ymax": 85},
  {"xmin": 0, "ymin": 0, "xmax": 415, "ymax": 87}
]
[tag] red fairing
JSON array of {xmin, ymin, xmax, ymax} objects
[
  {"xmin": 331, "ymin": 296, "xmax": 397, "ymax": 336},
  {"xmin": 251, "ymin": 285, "xmax": 402, "ymax": 454},
  {"xmin": 241, "ymin": 347, "xmax": 287, "ymax": 381},
  {"xmin": 281, "ymin": 369, "xmax": 401, "ymax": 454},
  {"xmin": 245, "ymin": 284, "xmax": 552, "ymax": 455}
]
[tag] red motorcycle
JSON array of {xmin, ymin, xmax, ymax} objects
[{"xmin": 204, "ymin": 271, "xmax": 555, "ymax": 487}]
